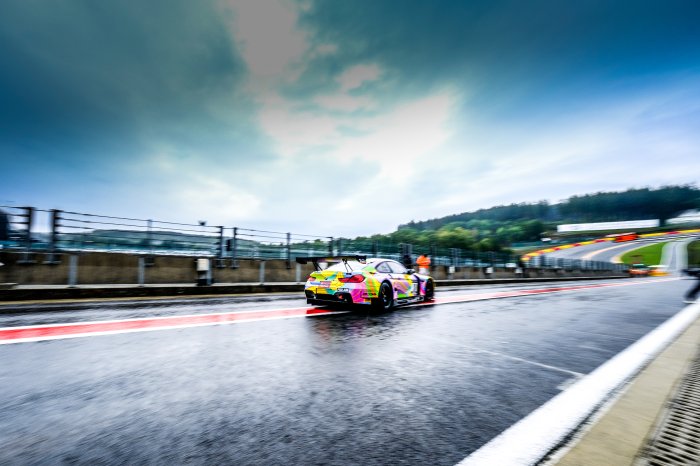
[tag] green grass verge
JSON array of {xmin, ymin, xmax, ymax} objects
[
  {"xmin": 688, "ymin": 240, "xmax": 700, "ymax": 267},
  {"xmin": 620, "ymin": 242, "xmax": 667, "ymax": 265}
]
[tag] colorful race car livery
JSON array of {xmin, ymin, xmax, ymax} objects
[{"xmin": 296, "ymin": 256, "xmax": 435, "ymax": 310}]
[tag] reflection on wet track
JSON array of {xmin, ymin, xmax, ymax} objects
[
  {"xmin": 0, "ymin": 279, "xmax": 676, "ymax": 344},
  {"xmin": 0, "ymin": 278, "xmax": 691, "ymax": 465}
]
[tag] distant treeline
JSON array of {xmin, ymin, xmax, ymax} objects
[
  {"xmin": 401, "ymin": 185, "xmax": 700, "ymax": 230},
  {"xmin": 341, "ymin": 185, "xmax": 700, "ymax": 254}
]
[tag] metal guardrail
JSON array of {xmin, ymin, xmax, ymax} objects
[{"xmin": 0, "ymin": 205, "xmax": 627, "ymax": 272}]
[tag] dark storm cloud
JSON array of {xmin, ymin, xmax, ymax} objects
[
  {"xmin": 2, "ymin": 0, "xmax": 698, "ymax": 234},
  {"xmin": 294, "ymin": 0, "xmax": 700, "ymax": 116},
  {"xmin": 0, "ymin": 0, "xmax": 263, "ymax": 164}
]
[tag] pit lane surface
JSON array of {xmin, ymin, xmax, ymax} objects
[{"xmin": 0, "ymin": 279, "xmax": 691, "ymax": 465}]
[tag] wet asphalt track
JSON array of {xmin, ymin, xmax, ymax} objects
[
  {"xmin": 0, "ymin": 278, "xmax": 693, "ymax": 465},
  {"xmin": 544, "ymin": 234, "xmax": 700, "ymax": 263}
]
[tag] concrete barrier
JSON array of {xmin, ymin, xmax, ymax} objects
[
  {"xmin": 0, "ymin": 251, "xmax": 319, "ymax": 287},
  {"xmin": 0, "ymin": 250, "xmax": 622, "ymax": 288}
]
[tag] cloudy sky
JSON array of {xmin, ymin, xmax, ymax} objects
[{"xmin": 1, "ymin": 0, "xmax": 699, "ymax": 237}]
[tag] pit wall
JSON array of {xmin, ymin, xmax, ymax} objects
[
  {"xmin": 0, "ymin": 251, "xmax": 319, "ymax": 285},
  {"xmin": 0, "ymin": 251, "xmax": 620, "ymax": 287}
]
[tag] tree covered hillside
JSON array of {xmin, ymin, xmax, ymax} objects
[
  {"xmin": 402, "ymin": 185, "xmax": 700, "ymax": 231},
  {"xmin": 343, "ymin": 185, "xmax": 700, "ymax": 253}
]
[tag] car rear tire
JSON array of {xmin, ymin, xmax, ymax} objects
[
  {"xmin": 373, "ymin": 281, "xmax": 394, "ymax": 311},
  {"xmin": 424, "ymin": 279, "xmax": 435, "ymax": 301}
]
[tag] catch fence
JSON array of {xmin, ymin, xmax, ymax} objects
[{"xmin": 0, "ymin": 205, "xmax": 626, "ymax": 272}]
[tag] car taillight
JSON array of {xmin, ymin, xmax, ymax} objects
[{"xmin": 339, "ymin": 274, "xmax": 365, "ymax": 283}]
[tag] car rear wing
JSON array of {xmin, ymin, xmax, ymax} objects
[{"xmin": 295, "ymin": 255, "xmax": 367, "ymax": 271}]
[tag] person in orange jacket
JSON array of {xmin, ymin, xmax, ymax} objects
[{"xmin": 416, "ymin": 253, "xmax": 431, "ymax": 275}]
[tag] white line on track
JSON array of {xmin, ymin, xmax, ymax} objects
[
  {"xmin": 456, "ymin": 301, "xmax": 700, "ymax": 466},
  {"xmin": 423, "ymin": 336, "xmax": 583, "ymax": 378},
  {"xmin": 565, "ymin": 328, "xmax": 638, "ymax": 342},
  {"xmin": 580, "ymin": 242, "xmax": 633, "ymax": 261}
]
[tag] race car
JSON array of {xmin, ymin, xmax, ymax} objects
[
  {"xmin": 648, "ymin": 265, "xmax": 669, "ymax": 276},
  {"xmin": 628, "ymin": 263, "xmax": 650, "ymax": 277},
  {"xmin": 296, "ymin": 255, "xmax": 435, "ymax": 310}
]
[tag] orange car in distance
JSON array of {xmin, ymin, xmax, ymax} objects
[{"xmin": 607, "ymin": 232, "xmax": 639, "ymax": 242}]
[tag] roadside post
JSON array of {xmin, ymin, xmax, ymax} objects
[
  {"xmin": 230, "ymin": 227, "xmax": 239, "ymax": 269},
  {"xmin": 45, "ymin": 209, "xmax": 62, "ymax": 264},
  {"xmin": 68, "ymin": 254, "xmax": 78, "ymax": 288},
  {"xmin": 216, "ymin": 226, "xmax": 225, "ymax": 268},
  {"xmin": 286, "ymin": 232, "xmax": 291, "ymax": 269},
  {"xmin": 18, "ymin": 206, "xmax": 35, "ymax": 264},
  {"xmin": 138, "ymin": 256, "xmax": 145, "ymax": 286},
  {"xmin": 196, "ymin": 258, "xmax": 211, "ymax": 286}
]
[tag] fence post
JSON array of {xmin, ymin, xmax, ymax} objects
[
  {"xmin": 68, "ymin": 254, "xmax": 78, "ymax": 287},
  {"xmin": 231, "ymin": 227, "xmax": 239, "ymax": 269},
  {"xmin": 138, "ymin": 256, "xmax": 145, "ymax": 286},
  {"xmin": 217, "ymin": 226, "xmax": 224, "ymax": 259},
  {"xmin": 286, "ymin": 232, "xmax": 291, "ymax": 269},
  {"xmin": 49, "ymin": 209, "xmax": 60, "ymax": 252},
  {"xmin": 23, "ymin": 206, "xmax": 34, "ymax": 249},
  {"xmin": 216, "ymin": 226, "xmax": 225, "ymax": 268},
  {"xmin": 16, "ymin": 206, "xmax": 35, "ymax": 263},
  {"xmin": 45, "ymin": 209, "xmax": 62, "ymax": 264},
  {"xmin": 146, "ymin": 219, "xmax": 153, "ymax": 254},
  {"xmin": 329, "ymin": 237, "xmax": 334, "ymax": 255},
  {"xmin": 372, "ymin": 240, "xmax": 379, "ymax": 257}
]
